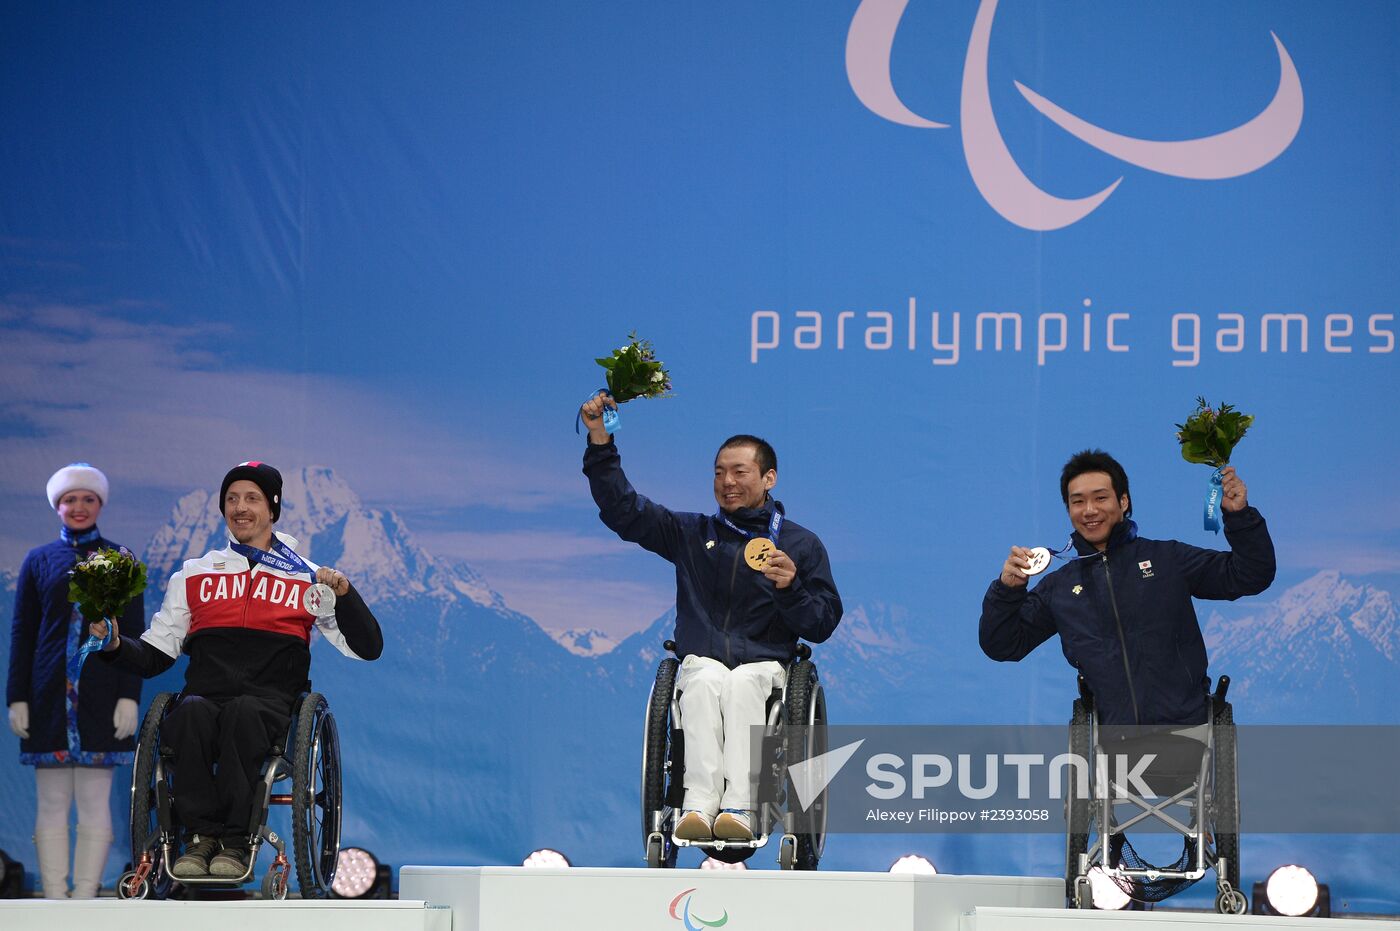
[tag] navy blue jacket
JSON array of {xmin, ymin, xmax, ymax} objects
[
  {"xmin": 584, "ymin": 440, "xmax": 842, "ymax": 666},
  {"xmin": 979, "ymin": 507, "xmax": 1275, "ymax": 726},
  {"xmin": 7, "ymin": 536, "xmax": 144, "ymax": 759}
]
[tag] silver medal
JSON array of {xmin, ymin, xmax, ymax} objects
[
  {"xmin": 1023, "ymin": 547, "xmax": 1052, "ymax": 577},
  {"xmin": 303, "ymin": 582, "xmax": 338, "ymax": 617}
]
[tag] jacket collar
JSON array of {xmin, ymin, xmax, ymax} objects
[
  {"xmin": 1070, "ymin": 518, "xmax": 1137, "ymax": 557},
  {"xmin": 720, "ymin": 496, "xmax": 784, "ymax": 534},
  {"xmin": 223, "ymin": 529, "xmax": 301, "ymax": 559}
]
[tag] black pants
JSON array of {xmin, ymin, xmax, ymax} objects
[{"xmin": 162, "ymin": 693, "xmax": 293, "ymax": 841}]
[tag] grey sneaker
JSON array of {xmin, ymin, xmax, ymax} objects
[
  {"xmin": 172, "ymin": 835, "xmax": 220, "ymax": 878},
  {"xmin": 208, "ymin": 843, "xmax": 251, "ymax": 879}
]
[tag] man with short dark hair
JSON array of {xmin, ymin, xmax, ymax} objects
[
  {"xmin": 92, "ymin": 462, "xmax": 383, "ymax": 879},
  {"xmin": 580, "ymin": 396, "xmax": 841, "ymax": 841},
  {"xmin": 979, "ymin": 449, "xmax": 1274, "ymax": 725}
]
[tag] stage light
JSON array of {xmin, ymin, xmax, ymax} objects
[
  {"xmin": 0, "ymin": 849, "xmax": 25, "ymax": 898},
  {"xmin": 1087, "ymin": 866, "xmax": 1131, "ymax": 910},
  {"xmin": 701, "ymin": 857, "xmax": 747, "ymax": 871},
  {"xmin": 1253, "ymin": 864, "xmax": 1330, "ymax": 917},
  {"xmin": 522, "ymin": 848, "xmax": 572, "ymax": 868},
  {"xmin": 332, "ymin": 846, "xmax": 392, "ymax": 899},
  {"xmin": 888, "ymin": 854, "xmax": 937, "ymax": 875}
]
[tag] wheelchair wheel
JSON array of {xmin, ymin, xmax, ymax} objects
[
  {"xmin": 1064, "ymin": 696, "xmax": 1092, "ymax": 906},
  {"xmin": 290, "ymin": 693, "xmax": 341, "ymax": 899},
  {"xmin": 783, "ymin": 658, "xmax": 825, "ymax": 871},
  {"xmin": 129, "ymin": 691, "xmax": 178, "ymax": 900},
  {"xmin": 641, "ymin": 658, "xmax": 680, "ymax": 868},
  {"xmin": 262, "ymin": 865, "xmax": 290, "ymax": 900},
  {"xmin": 1210, "ymin": 700, "xmax": 1242, "ymax": 911}
]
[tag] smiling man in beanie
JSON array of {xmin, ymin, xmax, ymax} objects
[{"xmin": 92, "ymin": 461, "xmax": 384, "ymax": 880}]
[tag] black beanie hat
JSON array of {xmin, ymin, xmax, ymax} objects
[{"xmin": 219, "ymin": 461, "xmax": 283, "ymax": 522}]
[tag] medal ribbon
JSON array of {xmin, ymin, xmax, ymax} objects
[
  {"xmin": 718, "ymin": 508, "xmax": 784, "ymax": 544},
  {"xmin": 574, "ymin": 389, "xmax": 621, "ymax": 435},
  {"xmin": 1202, "ymin": 467, "xmax": 1224, "ymax": 534},
  {"xmin": 65, "ymin": 611, "xmax": 112, "ymax": 692},
  {"xmin": 231, "ymin": 539, "xmax": 315, "ymax": 580}
]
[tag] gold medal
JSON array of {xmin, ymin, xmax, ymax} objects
[{"xmin": 744, "ymin": 537, "xmax": 775, "ymax": 571}]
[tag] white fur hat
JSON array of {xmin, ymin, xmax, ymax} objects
[{"xmin": 47, "ymin": 463, "xmax": 110, "ymax": 509}]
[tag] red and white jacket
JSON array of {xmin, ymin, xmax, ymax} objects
[{"xmin": 142, "ymin": 532, "xmax": 363, "ymax": 661}]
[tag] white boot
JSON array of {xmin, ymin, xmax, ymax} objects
[
  {"xmin": 71, "ymin": 826, "xmax": 112, "ymax": 898},
  {"xmin": 32, "ymin": 828, "xmax": 70, "ymax": 899}
]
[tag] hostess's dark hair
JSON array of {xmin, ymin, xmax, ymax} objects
[
  {"xmin": 1060, "ymin": 449, "xmax": 1131, "ymax": 517},
  {"xmin": 716, "ymin": 435, "xmax": 777, "ymax": 474}
]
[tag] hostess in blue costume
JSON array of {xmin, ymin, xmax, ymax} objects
[{"xmin": 7, "ymin": 463, "xmax": 144, "ymax": 898}]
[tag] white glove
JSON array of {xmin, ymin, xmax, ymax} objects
[
  {"xmin": 8, "ymin": 702, "xmax": 29, "ymax": 739},
  {"xmin": 113, "ymin": 698, "xmax": 138, "ymax": 740}
]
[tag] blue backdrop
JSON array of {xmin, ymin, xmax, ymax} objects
[{"xmin": 2, "ymin": 0, "xmax": 1397, "ymax": 912}]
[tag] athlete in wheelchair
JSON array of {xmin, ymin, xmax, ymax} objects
[
  {"xmin": 89, "ymin": 462, "xmax": 383, "ymax": 898},
  {"xmin": 979, "ymin": 450, "xmax": 1274, "ymax": 911},
  {"xmin": 580, "ymin": 397, "xmax": 841, "ymax": 869}
]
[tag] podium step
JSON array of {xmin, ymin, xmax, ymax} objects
[{"xmin": 400, "ymin": 865, "xmax": 1062, "ymax": 930}]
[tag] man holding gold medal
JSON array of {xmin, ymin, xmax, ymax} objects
[
  {"xmin": 979, "ymin": 449, "xmax": 1275, "ymax": 726},
  {"xmin": 580, "ymin": 394, "xmax": 842, "ymax": 842}
]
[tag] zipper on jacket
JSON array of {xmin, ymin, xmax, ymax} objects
[
  {"xmin": 1100, "ymin": 552, "xmax": 1141, "ymax": 725},
  {"xmin": 718, "ymin": 543, "xmax": 744, "ymax": 666}
]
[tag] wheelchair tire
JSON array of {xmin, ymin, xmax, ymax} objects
[
  {"xmin": 783, "ymin": 659, "xmax": 825, "ymax": 871},
  {"xmin": 641, "ymin": 658, "xmax": 680, "ymax": 868},
  {"xmin": 290, "ymin": 693, "xmax": 341, "ymax": 899},
  {"xmin": 1064, "ymin": 697, "xmax": 1092, "ymax": 905},
  {"xmin": 1210, "ymin": 701, "xmax": 1241, "ymax": 903},
  {"xmin": 129, "ymin": 691, "xmax": 178, "ymax": 900}
]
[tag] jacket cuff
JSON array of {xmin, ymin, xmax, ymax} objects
[
  {"xmin": 986, "ymin": 578, "xmax": 1029, "ymax": 601},
  {"xmin": 1222, "ymin": 506, "xmax": 1263, "ymax": 530}
]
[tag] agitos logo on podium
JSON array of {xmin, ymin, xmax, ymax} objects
[
  {"xmin": 668, "ymin": 887, "xmax": 730, "ymax": 929},
  {"xmin": 846, "ymin": 0, "xmax": 1305, "ymax": 230}
]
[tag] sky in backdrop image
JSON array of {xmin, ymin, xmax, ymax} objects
[{"xmin": 2, "ymin": 0, "xmax": 1397, "ymax": 911}]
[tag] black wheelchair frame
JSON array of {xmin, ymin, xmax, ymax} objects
[
  {"xmin": 641, "ymin": 640, "xmax": 828, "ymax": 870},
  {"xmin": 117, "ymin": 689, "xmax": 342, "ymax": 900},
  {"xmin": 1065, "ymin": 675, "xmax": 1245, "ymax": 914}
]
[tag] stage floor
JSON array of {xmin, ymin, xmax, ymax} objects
[
  {"xmin": 0, "ymin": 897, "xmax": 449, "ymax": 931},
  {"xmin": 3, "ymin": 870, "xmax": 1398, "ymax": 931}
]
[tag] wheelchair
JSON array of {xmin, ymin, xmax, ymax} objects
[
  {"xmin": 116, "ymin": 689, "xmax": 342, "ymax": 900},
  {"xmin": 641, "ymin": 640, "xmax": 828, "ymax": 870},
  {"xmin": 1064, "ymin": 675, "xmax": 1245, "ymax": 914}
]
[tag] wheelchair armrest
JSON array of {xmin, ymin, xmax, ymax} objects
[
  {"xmin": 663, "ymin": 640, "xmax": 677, "ymax": 654},
  {"xmin": 795, "ymin": 642, "xmax": 811, "ymax": 661}
]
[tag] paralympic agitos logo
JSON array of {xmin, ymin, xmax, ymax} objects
[
  {"xmin": 669, "ymin": 888, "xmax": 730, "ymax": 929},
  {"xmin": 846, "ymin": 0, "xmax": 1304, "ymax": 230}
]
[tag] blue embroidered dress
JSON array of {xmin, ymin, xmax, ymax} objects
[{"xmin": 7, "ymin": 532, "xmax": 143, "ymax": 766}]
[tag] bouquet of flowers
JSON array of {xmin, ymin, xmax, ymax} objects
[
  {"xmin": 1175, "ymin": 397, "xmax": 1255, "ymax": 467},
  {"xmin": 1176, "ymin": 397, "xmax": 1254, "ymax": 532},
  {"xmin": 66, "ymin": 547, "xmax": 147, "ymax": 684},
  {"xmin": 69, "ymin": 547, "xmax": 147, "ymax": 625},
  {"xmin": 577, "ymin": 332, "xmax": 673, "ymax": 434},
  {"xmin": 595, "ymin": 332, "xmax": 673, "ymax": 402}
]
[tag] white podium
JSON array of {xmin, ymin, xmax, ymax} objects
[{"xmin": 399, "ymin": 865, "xmax": 1062, "ymax": 930}]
